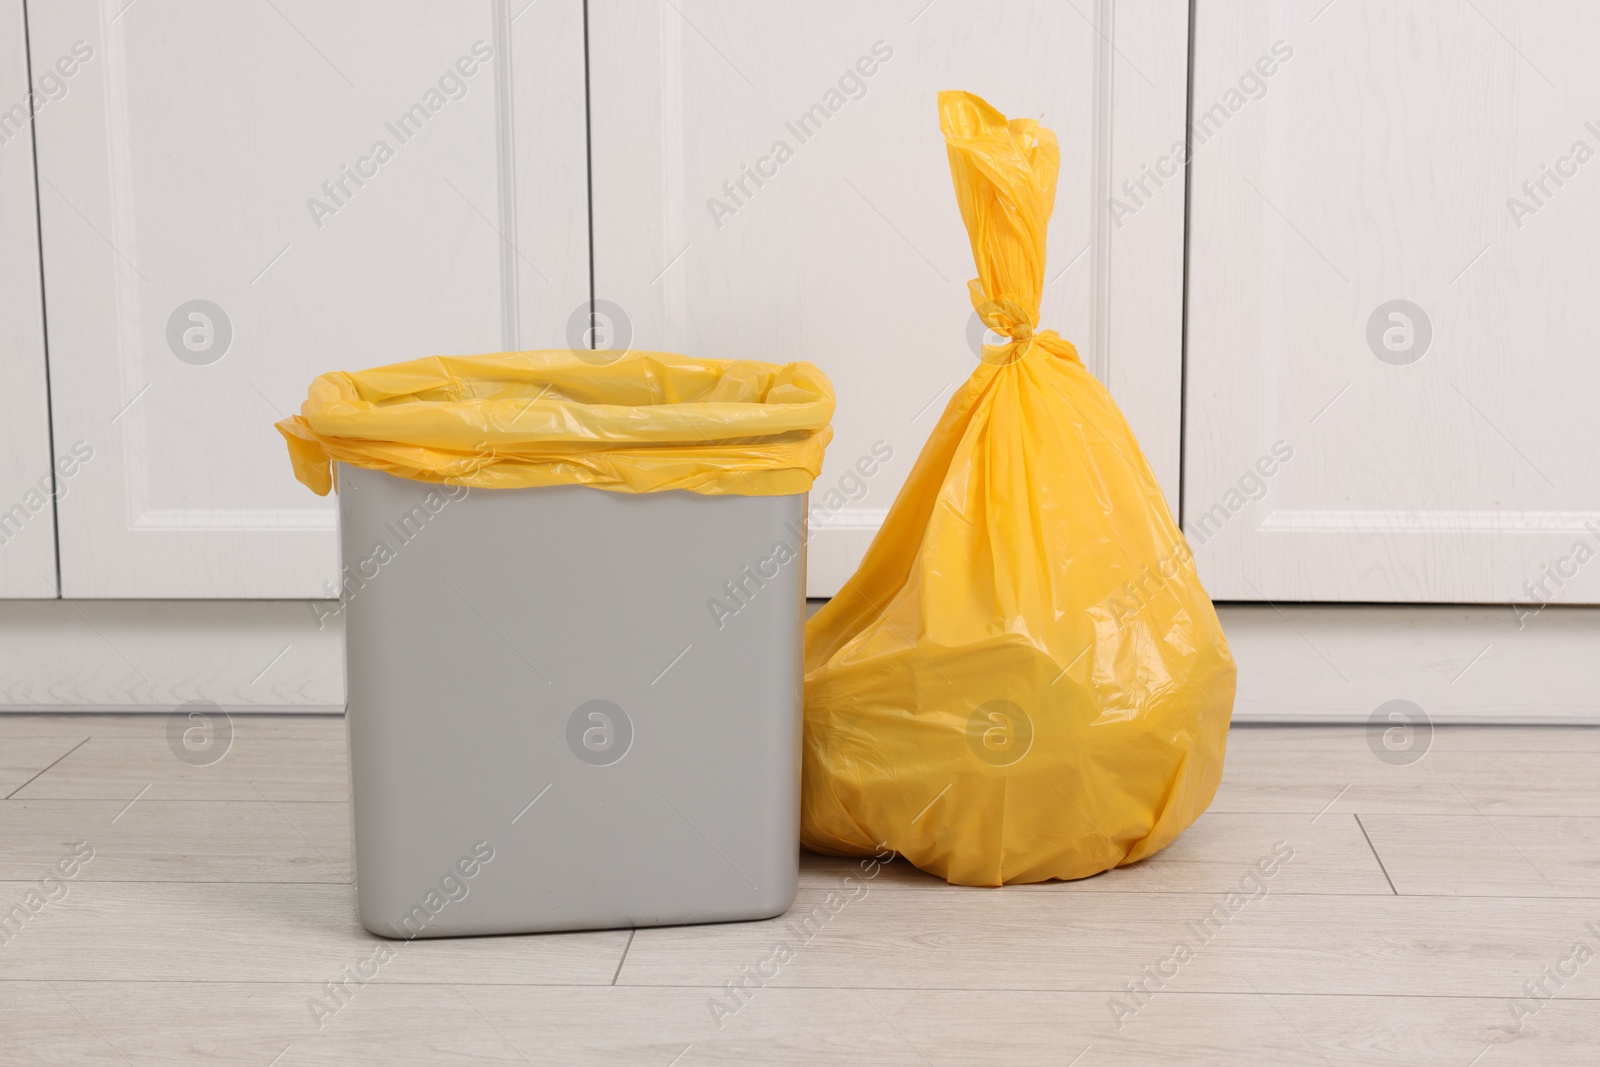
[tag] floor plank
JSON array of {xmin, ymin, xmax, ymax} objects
[
  {"xmin": 0, "ymin": 798, "xmax": 1384, "ymax": 895},
  {"xmin": 0, "ymin": 882, "xmax": 626, "ymax": 985},
  {"xmin": 618, "ymin": 886, "xmax": 1600, "ymax": 998},
  {"xmin": 3, "ymin": 983, "xmax": 1596, "ymax": 1066},
  {"xmin": 0, "ymin": 713, "xmax": 343, "ymax": 741},
  {"xmin": 1212, "ymin": 746, "xmax": 1600, "ymax": 816},
  {"xmin": 0, "ymin": 736, "xmax": 89, "ymax": 797},
  {"xmin": 1361, "ymin": 813, "xmax": 1600, "ymax": 897},
  {"xmin": 1225, "ymin": 723, "xmax": 1600, "ymax": 753},
  {"xmin": 10, "ymin": 735, "xmax": 349, "ymax": 802},
  {"xmin": 0, "ymin": 800, "xmax": 351, "ymax": 883}
]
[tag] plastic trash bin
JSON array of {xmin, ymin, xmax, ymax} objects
[
  {"xmin": 339, "ymin": 464, "xmax": 808, "ymax": 937},
  {"xmin": 277, "ymin": 349, "xmax": 832, "ymax": 937}
]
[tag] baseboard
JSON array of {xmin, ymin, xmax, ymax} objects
[
  {"xmin": 804, "ymin": 510, "xmax": 886, "ymax": 597},
  {"xmin": 0, "ymin": 600, "xmax": 343, "ymax": 713},
  {"xmin": 1221, "ymin": 603, "xmax": 1600, "ymax": 724},
  {"xmin": 4, "ymin": 598, "xmax": 1594, "ymax": 723}
]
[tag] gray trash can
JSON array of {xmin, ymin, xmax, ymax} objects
[{"xmin": 337, "ymin": 464, "xmax": 806, "ymax": 937}]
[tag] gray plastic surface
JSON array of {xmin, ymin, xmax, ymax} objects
[{"xmin": 337, "ymin": 465, "xmax": 805, "ymax": 938}]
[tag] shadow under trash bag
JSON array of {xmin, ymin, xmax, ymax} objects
[{"xmin": 802, "ymin": 91, "xmax": 1237, "ymax": 886}]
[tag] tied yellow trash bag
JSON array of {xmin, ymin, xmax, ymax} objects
[
  {"xmin": 276, "ymin": 349, "xmax": 834, "ymax": 496},
  {"xmin": 802, "ymin": 92, "xmax": 1235, "ymax": 886}
]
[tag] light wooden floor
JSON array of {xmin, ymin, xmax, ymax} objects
[{"xmin": 2, "ymin": 715, "xmax": 1598, "ymax": 1065}]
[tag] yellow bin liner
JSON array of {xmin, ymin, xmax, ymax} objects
[{"xmin": 277, "ymin": 349, "xmax": 835, "ymax": 496}]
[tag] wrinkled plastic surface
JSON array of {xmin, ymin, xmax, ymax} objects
[
  {"xmin": 801, "ymin": 92, "xmax": 1236, "ymax": 886},
  {"xmin": 277, "ymin": 350, "xmax": 834, "ymax": 496}
]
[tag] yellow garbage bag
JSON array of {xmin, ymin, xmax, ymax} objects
[
  {"xmin": 801, "ymin": 91, "xmax": 1235, "ymax": 885},
  {"xmin": 276, "ymin": 349, "xmax": 834, "ymax": 496}
]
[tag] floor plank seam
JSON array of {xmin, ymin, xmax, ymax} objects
[
  {"xmin": 4, "ymin": 882, "xmax": 1597, "ymax": 899},
  {"xmin": 0, "ymin": 880, "xmax": 364, "ymax": 886},
  {"xmin": 1208, "ymin": 809, "xmax": 1593, "ymax": 819},
  {"xmin": 4, "ymin": 737, "xmax": 90, "ymax": 799},
  {"xmin": 0, "ymin": 799, "xmax": 353, "ymax": 805},
  {"xmin": 11, "ymin": 977, "xmax": 1600, "ymax": 1000},
  {"xmin": 611, "ymin": 929, "xmax": 636, "ymax": 986},
  {"xmin": 1353, "ymin": 813, "xmax": 1400, "ymax": 895}
]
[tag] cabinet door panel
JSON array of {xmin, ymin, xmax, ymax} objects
[
  {"xmin": 0, "ymin": 0, "xmax": 58, "ymax": 597},
  {"xmin": 32, "ymin": 0, "xmax": 587, "ymax": 597},
  {"xmin": 1187, "ymin": 0, "xmax": 1600, "ymax": 603},
  {"xmin": 589, "ymin": 0, "xmax": 1189, "ymax": 594}
]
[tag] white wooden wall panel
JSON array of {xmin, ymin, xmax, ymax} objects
[
  {"xmin": 1186, "ymin": 0, "xmax": 1600, "ymax": 603},
  {"xmin": 0, "ymin": 0, "xmax": 59, "ymax": 598},
  {"xmin": 30, "ymin": 0, "xmax": 588, "ymax": 598},
  {"xmin": 589, "ymin": 0, "xmax": 1190, "ymax": 595}
]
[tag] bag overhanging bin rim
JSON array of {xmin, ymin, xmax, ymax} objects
[{"xmin": 275, "ymin": 349, "xmax": 836, "ymax": 498}]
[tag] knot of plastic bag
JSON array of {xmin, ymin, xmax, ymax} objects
[{"xmin": 974, "ymin": 297, "xmax": 1079, "ymax": 367}]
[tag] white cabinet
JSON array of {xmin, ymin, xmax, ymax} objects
[
  {"xmin": 588, "ymin": 0, "xmax": 1190, "ymax": 595},
  {"xmin": 5, "ymin": 1, "xmax": 1597, "ymax": 619},
  {"xmin": 3, "ymin": 1, "xmax": 1598, "ymax": 719},
  {"xmin": 1186, "ymin": 0, "xmax": 1600, "ymax": 604},
  {"xmin": 0, "ymin": 0, "xmax": 58, "ymax": 597},
  {"xmin": 8, "ymin": 0, "xmax": 1191, "ymax": 601},
  {"xmin": 27, "ymin": 0, "xmax": 587, "ymax": 597}
]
